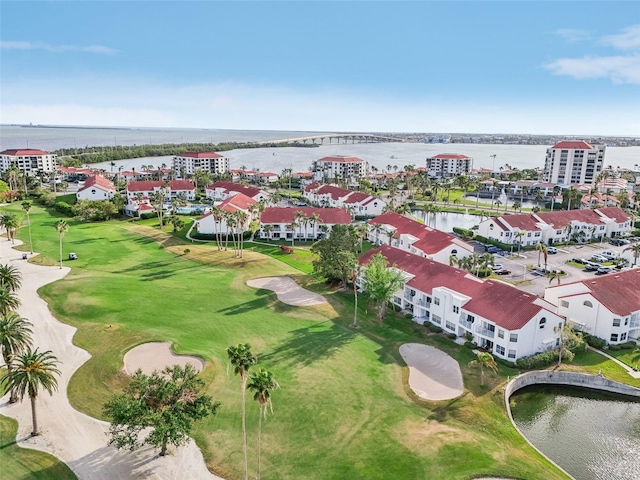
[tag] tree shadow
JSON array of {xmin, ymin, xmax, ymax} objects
[
  {"xmin": 259, "ymin": 322, "xmax": 356, "ymax": 367},
  {"xmin": 216, "ymin": 295, "xmax": 270, "ymax": 315}
]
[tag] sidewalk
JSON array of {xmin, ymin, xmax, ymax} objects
[{"xmin": 587, "ymin": 345, "xmax": 640, "ymax": 379}]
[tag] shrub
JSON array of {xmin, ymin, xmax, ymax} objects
[
  {"xmin": 404, "ymin": 313, "xmax": 414, "ymax": 320},
  {"xmin": 54, "ymin": 201, "xmax": 74, "ymax": 216},
  {"xmin": 464, "ymin": 341, "xmax": 476, "ymax": 349},
  {"xmin": 620, "ymin": 341, "xmax": 638, "ymax": 350},
  {"xmin": 426, "ymin": 323, "xmax": 443, "ymax": 333},
  {"xmin": 496, "ymin": 358, "xmax": 517, "ymax": 369},
  {"xmin": 447, "ymin": 333, "xmax": 457, "ymax": 340},
  {"xmin": 515, "ymin": 349, "xmax": 573, "ymax": 369},
  {"xmin": 583, "ymin": 333, "xmax": 606, "ymax": 349},
  {"xmin": 140, "ymin": 212, "xmax": 156, "ymax": 220},
  {"xmin": 609, "ymin": 344, "xmax": 621, "ymax": 351},
  {"xmin": 474, "ymin": 234, "xmax": 512, "ymax": 252}
]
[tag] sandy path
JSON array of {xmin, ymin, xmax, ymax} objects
[
  {"xmin": 399, "ymin": 343, "xmax": 464, "ymax": 401},
  {"xmin": 0, "ymin": 241, "xmax": 224, "ymax": 480},
  {"xmin": 247, "ymin": 276, "xmax": 326, "ymax": 306},
  {"xmin": 124, "ymin": 342, "xmax": 204, "ymax": 375}
]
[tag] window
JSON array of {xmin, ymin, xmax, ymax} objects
[
  {"xmin": 510, "ymin": 333, "xmax": 518, "ymax": 343},
  {"xmin": 508, "ymin": 350, "xmax": 516, "ymax": 359},
  {"xmin": 625, "ymin": 318, "xmax": 629, "ymax": 326},
  {"xmin": 434, "ymin": 297, "xmax": 440, "ymax": 306},
  {"xmin": 539, "ymin": 317, "xmax": 546, "ymax": 329},
  {"xmin": 496, "ymin": 345, "xmax": 505, "ymax": 356},
  {"xmin": 561, "ymin": 300, "xmax": 569, "ymax": 308},
  {"xmin": 610, "ymin": 333, "xmax": 619, "ymax": 342},
  {"xmin": 445, "ymin": 321, "xmax": 455, "ymax": 331},
  {"xmin": 432, "ymin": 314, "xmax": 442, "ymax": 325},
  {"xmin": 466, "ymin": 314, "xmax": 475, "ymax": 323},
  {"xmin": 621, "ymin": 333, "xmax": 627, "ymax": 341},
  {"xmin": 613, "ymin": 318, "xmax": 621, "ymax": 327},
  {"xmin": 583, "ymin": 301, "xmax": 593, "ymax": 308},
  {"xmin": 453, "ymin": 305, "xmax": 459, "ymax": 314},
  {"xmin": 498, "ymin": 329, "xmax": 504, "ymax": 339}
]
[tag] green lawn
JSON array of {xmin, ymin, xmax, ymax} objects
[
  {"xmin": 596, "ymin": 347, "xmax": 640, "ymax": 373},
  {"xmin": 1, "ymin": 201, "xmax": 573, "ymax": 480},
  {"xmin": 0, "ymin": 415, "xmax": 77, "ymax": 480}
]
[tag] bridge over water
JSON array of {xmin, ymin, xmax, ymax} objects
[{"xmin": 259, "ymin": 133, "xmax": 405, "ymax": 145}]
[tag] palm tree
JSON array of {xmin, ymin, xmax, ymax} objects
[
  {"xmin": 547, "ymin": 270, "xmax": 563, "ymax": 286},
  {"xmin": 55, "ymin": 220, "xmax": 68, "ymax": 269},
  {"xmin": 2, "ymin": 214, "xmax": 20, "ymax": 244},
  {"xmin": 227, "ymin": 344, "xmax": 257, "ymax": 480},
  {"xmin": 535, "ymin": 242, "xmax": 548, "ymax": 268},
  {"xmin": 0, "ymin": 287, "xmax": 20, "ymax": 315},
  {"xmin": 0, "ymin": 264, "xmax": 22, "ymax": 292},
  {"xmin": 468, "ymin": 352, "xmax": 498, "ymax": 386},
  {"xmin": 0, "ymin": 312, "xmax": 33, "ymax": 403},
  {"xmin": 21, "ymin": 201, "xmax": 34, "ymax": 254},
  {"xmin": 1, "ymin": 348, "xmax": 61, "ymax": 436},
  {"xmin": 624, "ymin": 243, "xmax": 640, "ymax": 266},
  {"xmin": 247, "ymin": 369, "xmax": 279, "ymax": 480}
]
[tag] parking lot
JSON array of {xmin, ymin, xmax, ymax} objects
[{"xmin": 473, "ymin": 240, "xmax": 638, "ymax": 296}]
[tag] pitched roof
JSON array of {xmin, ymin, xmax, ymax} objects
[
  {"xmin": 428, "ymin": 153, "xmax": 470, "ymax": 160},
  {"xmin": 498, "ymin": 213, "xmax": 543, "ymax": 231},
  {"xmin": 317, "ymin": 156, "xmax": 364, "ymax": 163},
  {"xmin": 551, "ymin": 141, "xmax": 594, "ymax": 150},
  {"xmin": 177, "ymin": 151, "xmax": 224, "ymax": 158},
  {"xmin": 368, "ymin": 212, "xmax": 472, "ymax": 255},
  {"xmin": 536, "ymin": 209, "xmax": 603, "ymax": 228},
  {"xmin": 343, "ymin": 192, "xmax": 371, "ymax": 204},
  {"xmin": 260, "ymin": 207, "xmax": 350, "ymax": 225},
  {"xmin": 552, "ymin": 269, "xmax": 640, "ymax": 316},
  {"xmin": 360, "ymin": 246, "xmax": 554, "ymax": 330},
  {"xmin": 1, "ymin": 149, "xmax": 51, "ymax": 156},
  {"xmin": 293, "ymin": 171, "xmax": 313, "ymax": 178},
  {"xmin": 217, "ymin": 193, "xmax": 256, "ymax": 213},
  {"xmin": 596, "ymin": 207, "xmax": 629, "ymax": 223},
  {"xmin": 79, "ymin": 175, "xmax": 115, "ymax": 192},
  {"xmin": 206, "ymin": 180, "xmax": 263, "ymax": 198},
  {"xmin": 315, "ymin": 184, "xmax": 351, "ymax": 200}
]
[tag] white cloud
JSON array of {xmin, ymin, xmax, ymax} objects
[
  {"xmin": 0, "ymin": 41, "xmax": 117, "ymax": 55},
  {"xmin": 544, "ymin": 54, "xmax": 640, "ymax": 85},
  {"xmin": 600, "ymin": 24, "xmax": 640, "ymax": 50},
  {"xmin": 553, "ymin": 28, "xmax": 591, "ymax": 43}
]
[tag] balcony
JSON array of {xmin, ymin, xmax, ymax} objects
[
  {"xmin": 459, "ymin": 318, "xmax": 473, "ymax": 330},
  {"xmin": 415, "ymin": 298, "xmax": 430, "ymax": 308},
  {"xmin": 630, "ymin": 320, "xmax": 640, "ymax": 329},
  {"xmin": 475, "ymin": 325, "xmax": 495, "ymax": 338}
]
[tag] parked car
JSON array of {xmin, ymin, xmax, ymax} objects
[
  {"xmin": 591, "ymin": 254, "xmax": 608, "ymax": 263},
  {"xmin": 486, "ymin": 246, "xmax": 503, "ymax": 254},
  {"xmin": 547, "ymin": 247, "xmax": 558, "ymax": 254},
  {"xmin": 585, "ymin": 262, "xmax": 600, "ymax": 271},
  {"xmin": 601, "ymin": 250, "xmax": 620, "ymax": 260},
  {"xmin": 610, "ymin": 238, "xmax": 630, "ymax": 246},
  {"xmin": 496, "ymin": 269, "xmax": 511, "ymax": 275},
  {"xmin": 68, "ymin": 252, "xmax": 78, "ymax": 260},
  {"xmin": 596, "ymin": 266, "xmax": 614, "ymax": 275},
  {"xmin": 572, "ymin": 258, "xmax": 588, "ymax": 264}
]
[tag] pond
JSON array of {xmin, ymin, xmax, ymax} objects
[
  {"xmin": 511, "ymin": 385, "xmax": 640, "ymax": 480},
  {"xmin": 411, "ymin": 210, "xmax": 482, "ymax": 233}
]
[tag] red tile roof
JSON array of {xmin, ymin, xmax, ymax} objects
[
  {"xmin": 343, "ymin": 192, "xmax": 371, "ymax": 204},
  {"xmin": 206, "ymin": 181, "xmax": 263, "ymax": 199},
  {"xmin": 127, "ymin": 180, "xmax": 195, "ymax": 192},
  {"xmin": 551, "ymin": 141, "xmax": 594, "ymax": 150},
  {"xmin": 293, "ymin": 172, "xmax": 313, "ymax": 178},
  {"xmin": 1, "ymin": 149, "xmax": 51, "ymax": 156},
  {"xmin": 368, "ymin": 212, "xmax": 471, "ymax": 255},
  {"xmin": 596, "ymin": 207, "xmax": 629, "ymax": 223},
  {"xmin": 178, "ymin": 151, "xmax": 224, "ymax": 158},
  {"xmin": 315, "ymin": 184, "xmax": 351, "ymax": 200},
  {"xmin": 304, "ymin": 182, "xmax": 320, "ymax": 192},
  {"xmin": 536, "ymin": 209, "xmax": 603, "ymax": 228},
  {"xmin": 498, "ymin": 214, "xmax": 543, "ymax": 231},
  {"xmin": 317, "ymin": 156, "xmax": 364, "ymax": 163},
  {"xmin": 79, "ymin": 175, "xmax": 115, "ymax": 192},
  {"xmin": 428, "ymin": 153, "xmax": 470, "ymax": 159},
  {"xmin": 553, "ymin": 269, "xmax": 640, "ymax": 316},
  {"xmin": 218, "ymin": 193, "xmax": 256, "ymax": 213},
  {"xmin": 360, "ymin": 245, "xmax": 554, "ymax": 330},
  {"xmin": 260, "ymin": 207, "xmax": 350, "ymax": 225}
]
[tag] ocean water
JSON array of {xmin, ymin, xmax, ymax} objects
[{"xmin": 2, "ymin": 125, "xmax": 639, "ymax": 173}]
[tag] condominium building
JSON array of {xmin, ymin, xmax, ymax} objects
[
  {"xmin": 312, "ymin": 156, "xmax": 369, "ymax": 183},
  {"xmin": 0, "ymin": 148, "xmax": 57, "ymax": 176},
  {"xmin": 426, "ymin": 153, "xmax": 472, "ymax": 178},
  {"xmin": 172, "ymin": 151, "xmax": 229, "ymax": 178},
  {"xmin": 543, "ymin": 141, "xmax": 605, "ymax": 185}
]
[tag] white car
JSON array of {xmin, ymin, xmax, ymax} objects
[
  {"xmin": 492, "ymin": 264, "xmax": 503, "ymax": 271},
  {"xmin": 547, "ymin": 247, "xmax": 558, "ymax": 254}
]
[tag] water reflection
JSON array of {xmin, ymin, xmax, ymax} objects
[
  {"xmin": 511, "ymin": 386, "xmax": 640, "ymax": 480},
  {"xmin": 411, "ymin": 210, "xmax": 482, "ymax": 233}
]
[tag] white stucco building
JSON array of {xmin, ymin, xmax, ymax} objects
[
  {"xmin": 205, "ymin": 181, "xmax": 269, "ymax": 203},
  {"xmin": 359, "ymin": 246, "xmax": 563, "ymax": 360},
  {"xmin": 126, "ymin": 180, "xmax": 196, "ymax": 201},
  {"xmin": 76, "ymin": 175, "xmax": 116, "ymax": 201},
  {"xmin": 426, "ymin": 153, "xmax": 473, "ymax": 178},
  {"xmin": 543, "ymin": 140, "xmax": 605, "ymax": 185},
  {"xmin": 311, "ymin": 156, "xmax": 369, "ymax": 183},
  {"xmin": 303, "ymin": 183, "xmax": 386, "ymax": 217},
  {"xmin": 0, "ymin": 148, "xmax": 57, "ymax": 176},
  {"xmin": 545, "ymin": 269, "xmax": 640, "ymax": 345},
  {"xmin": 259, "ymin": 207, "xmax": 351, "ymax": 241},
  {"xmin": 172, "ymin": 151, "xmax": 229, "ymax": 178},
  {"xmin": 195, "ymin": 193, "xmax": 256, "ymax": 236}
]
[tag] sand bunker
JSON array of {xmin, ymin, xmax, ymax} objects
[
  {"xmin": 124, "ymin": 342, "xmax": 205, "ymax": 376},
  {"xmin": 247, "ymin": 276, "xmax": 326, "ymax": 306},
  {"xmin": 399, "ymin": 343, "xmax": 464, "ymax": 401}
]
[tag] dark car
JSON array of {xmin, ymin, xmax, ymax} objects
[
  {"xmin": 496, "ymin": 269, "xmax": 511, "ymax": 275},
  {"xmin": 572, "ymin": 258, "xmax": 588, "ymax": 264}
]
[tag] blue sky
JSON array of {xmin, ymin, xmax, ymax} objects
[{"xmin": 1, "ymin": 1, "xmax": 639, "ymax": 135}]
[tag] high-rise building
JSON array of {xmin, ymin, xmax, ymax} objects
[
  {"xmin": 172, "ymin": 151, "xmax": 229, "ymax": 178},
  {"xmin": 543, "ymin": 141, "xmax": 605, "ymax": 185},
  {"xmin": 312, "ymin": 156, "xmax": 369, "ymax": 183},
  {"xmin": 426, "ymin": 153, "xmax": 473, "ymax": 178},
  {"xmin": 0, "ymin": 149, "xmax": 57, "ymax": 176}
]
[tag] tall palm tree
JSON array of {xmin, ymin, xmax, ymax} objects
[
  {"xmin": 0, "ymin": 264, "xmax": 22, "ymax": 292},
  {"xmin": 55, "ymin": 220, "xmax": 69, "ymax": 269},
  {"xmin": 535, "ymin": 242, "xmax": 548, "ymax": 268},
  {"xmin": 624, "ymin": 243, "xmax": 640, "ymax": 266},
  {"xmin": 21, "ymin": 201, "xmax": 34, "ymax": 254},
  {"xmin": 2, "ymin": 214, "xmax": 20, "ymax": 244},
  {"xmin": 1, "ymin": 348, "xmax": 60, "ymax": 436},
  {"xmin": 468, "ymin": 352, "xmax": 498, "ymax": 386},
  {"xmin": 0, "ymin": 287, "xmax": 20, "ymax": 315},
  {"xmin": 247, "ymin": 369, "xmax": 279, "ymax": 480},
  {"xmin": 0, "ymin": 312, "xmax": 33, "ymax": 403},
  {"xmin": 547, "ymin": 270, "xmax": 563, "ymax": 286},
  {"xmin": 227, "ymin": 343, "xmax": 257, "ymax": 480}
]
